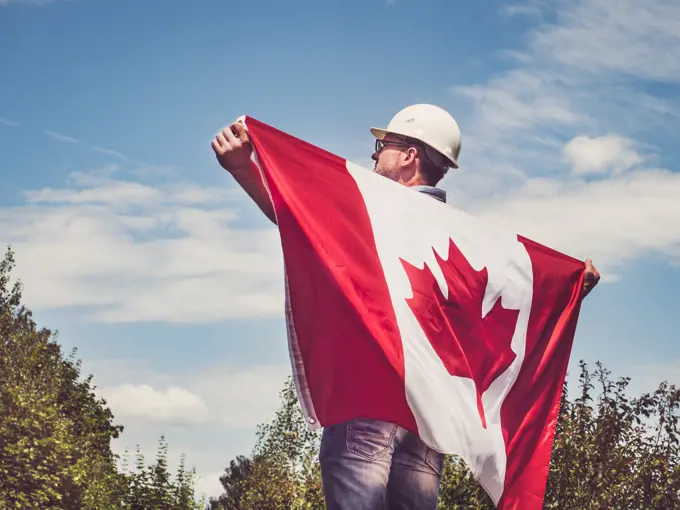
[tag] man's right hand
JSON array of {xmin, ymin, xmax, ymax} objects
[
  {"xmin": 211, "ymin": 120, "xmax": 277, "ymax": 224},
  {"xmin": 212, "ymin": 121, "xmax": 253, "ymax": 173}
]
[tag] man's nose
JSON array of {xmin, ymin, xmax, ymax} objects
[{"xmin": 371, "ymin": 152, "xmax": 378, "ymax": 162}]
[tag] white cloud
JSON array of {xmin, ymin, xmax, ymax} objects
[
  {"xmin": 87, "ymin": 359, "xmax": 292, "ymax": 500},
  {"xmin": 190, "ymin": 364, "xmax": 291, "ymax": 428},
  {"xmin": 469, "ymin": 168, "xmax": 680, "ymax": 275},
  {"xmin": 45, "ymin": 129, "xmax": 81, "ymax": 144},
  {"xmin": 449, "ymin": 0, "xmax": 680, "ymax": 188},
  {"xmin": 529, "ymin": 0, "xmax": 680, "ymax": 82},
  {"xmin": 33, "ymin": 126, "xmax": 137, "ymax": 165},
  {"xmin": 25, "ymin": 181, "xmax": 162, "ymax": 205},
  {"xmin": 563, "ymin": 134, "xmax": 645, "ymax": 175},
  {"xmin": 0, "ymin": 169, "xmax": 284, "ymax": 323},
  {"xmin": 454, "ymin": 70, "xmax": 581, "ymax": 135},
  {"xmin": 0, "ymin": 118, "xmax": 19, "ymax": 126},
  {"xmin": 503, "ymin": 5, "xmax": 541, "ymax": 16},
  {"xmin": 449, "ymin": 69, "xmax": 585, "ymax": 203},
  {"xmin": 444, "ymin": 0, "xmax": 680, "ymax": 277},
  {"xmin": 502, "ymin": 0, "xmax": 547, "ymax": 17},
  {"xmin": 93, "ymin": 146, "xmax": 130, "ymax": 162},
  {"xmin": 103, "ymin": 384, "xmax": 208, "ymax": 425},
  {"xmin": 93, "ymin": 361, "xmax": 291, "ymax": 428}
]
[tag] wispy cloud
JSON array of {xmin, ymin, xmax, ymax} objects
[
  {"xmin": 93, "ymin": 360, "xmax": 290, "ymax": 428},
  {"xmin": 93, "ymin": 146, "xmax": 130, "ymax": 162},
  {"xmin": 473, "ymin": 167, "xmax": 680, "ymax": 276},
  {"xmin": 44, "ymin": 129, "xmax": 81, "ymax": 144},
  {"xmin": 450, "ymin": 0, "xmax": 680, "ymax": 182},
  {"xmin": 0, "ymin": 168, "xmax": 282, "ymax": 323},
  {"xmin": 43, "ymin": 130, "xmax": 135, "ymax": 165},
  {"xmin": 103, "ymin": 384, "xmax": 209, "ymax": 425},
  {"xmin": 24, "ymin": 180, "xmax": 162, "ymax": 206},
  {"xmin": 445, "ymin": 0, "xmax": 680, "ymax": 279},
  {"xmin": 529, "ymin": 0, "xmax": 680, "ymax": 81},
  {"xmin": 501, "ymin": 0, "xmax": 546, "ymax": 17},
  {"xmin": 0, "ymin": 118, "xmax": 19, "ymax": 127}
]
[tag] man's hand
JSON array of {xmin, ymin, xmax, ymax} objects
[
  {"xmin": 583, "ymin": 259, "xmax": 600, "ymax": 298},
  {"xmin": 211, "ymin": 119, "xmax": 277, "ymax": 224},
  {"xmin": 212, "ymin": 121, "xmax": 253, "ymax": 173}
]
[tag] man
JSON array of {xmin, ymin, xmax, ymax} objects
[{"xmin": 212, "ymin": 104, "xmax": 601, "ymax": 509}]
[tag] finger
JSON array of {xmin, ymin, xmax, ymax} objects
[
  {"xmin": 211, "ymin": 139, "xmax": 221, "ymax": 153},
  {"xmin": 588, "ymin": 262, "xmax": 600, "ymax": 281},
  {"xmin": 232, "ymin": 121, "xmax": 250, "ymax": 143},
  {"xmin": 216, "ymin": 132, "xmax": 229, "ymax": 149},
  {"xmin": 223, "ymin": 126, "xmax": 239, "ymax": 145}
]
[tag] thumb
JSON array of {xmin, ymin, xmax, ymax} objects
[{"xmin": 231, "ymin": 120, "xmax": 250, "ymax": 143}]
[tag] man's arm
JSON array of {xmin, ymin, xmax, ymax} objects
[{"xmin": 212, "ymin": 121, "xmax": 277, "ymax": 225}]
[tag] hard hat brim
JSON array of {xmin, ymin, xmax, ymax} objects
[
  {"xmin": 370, "ymin": 127, "xmax": 389, "ymax": 140},
  {"xmin": 369, "ymin": 127, "xmax": 459, "ymax": 169}
]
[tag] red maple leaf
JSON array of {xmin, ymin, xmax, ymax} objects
[{"xmin": 400, "ymin": 238, "xmax": 520, "ymax": 429}]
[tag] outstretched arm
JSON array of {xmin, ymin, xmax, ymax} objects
[{"xmin": 212, "ymin": 121, "xmax": 277, "ymax": 225}]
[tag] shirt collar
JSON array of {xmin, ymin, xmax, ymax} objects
[{"xmin": 411, "ymin": 185, "xmax": 447, "ymax": 203}]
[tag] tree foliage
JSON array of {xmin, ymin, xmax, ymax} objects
[
  {"xmin": 3, "ymin": 239, "xmax": 678, "ymax": 509},
  {"xmin": 0, "ymin": 246, "xmax": 205, "ymax": 509},
  {"xmin": 120, "ymin": 437, "xmax": 207, "ymax": 510},
  {"xmin": 213, "ymin": 363, "xmax": 679, "ymax": 509},
  {"xmin": 543, "ymin": 361, "xmax": 680, "ymax": 509},
  {"xmin": 209, "ymin": 379, "xmax": 324, "ymax": 510},
  {"xmin": 0, "ymin": 246, "xmax": 127, "ymax": 508}
]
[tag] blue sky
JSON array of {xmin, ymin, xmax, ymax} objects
[{"xmin": 2, "ymin": 0, "xmax": 680, "ymax": 500}]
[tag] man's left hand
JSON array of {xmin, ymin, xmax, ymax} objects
[{"xmin": 583, "ymin": 259, "xmax": 600, "ymax": 298}]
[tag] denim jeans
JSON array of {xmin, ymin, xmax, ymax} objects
[{"xmin": 319, "ymin": 418, "xmax": 444, "ymax": 510}]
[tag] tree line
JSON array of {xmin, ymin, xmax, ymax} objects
[
  {"xmin": 0, "ymin": 247, "xmax": 206, "ymax": 509},
  {"xmin": 1, "ymin": 246, "xmax": 678, "ymax": 509}
]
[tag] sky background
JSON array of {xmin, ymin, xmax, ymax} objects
[{"xmin": 2, "ymin": 0, "xmax": 680, "ymax": 501}]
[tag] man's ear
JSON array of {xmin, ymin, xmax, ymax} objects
[{"xmin": 403, "ymin": 147, "xmax": 418, "ymax": 165}]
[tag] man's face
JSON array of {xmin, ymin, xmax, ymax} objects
[{"xmin": 371, "ymin": 134, "xmax": 412, "ymax": 182}]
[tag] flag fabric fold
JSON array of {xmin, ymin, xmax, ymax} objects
[{"xmin": 241, "ymin": 116, "xmax": 585, "ymax": 509}]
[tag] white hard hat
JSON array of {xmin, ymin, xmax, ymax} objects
[{"xmin": 370, "ymin": 103, "xmax": 461, "ymax": 170}]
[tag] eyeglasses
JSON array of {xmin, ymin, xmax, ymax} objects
[
  {"xmin": 374, "ymin": 138, "xmax": 451, "ymax": 174},
  {"xmin": 374, "ymin": 138, "xmax": 413, "ymax": 154}
]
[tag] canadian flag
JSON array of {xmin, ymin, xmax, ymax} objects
[{"xmin": 241, "ymin": 116, "xmax": 585, "ymax": 509}]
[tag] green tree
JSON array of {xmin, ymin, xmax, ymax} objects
[
  {"xmin": 542, "ymin": 361, "xmax": 680, "ymax": 509},
  {"xmin": 208, "ymin": 455, "xmax": 254, "ymax": 509},
  {"xmin": 213, "ymin": 362, "xmax": 679, "ymax": 509},
  {"xmin": 0, "ymin": 245, "xmax": 207, "ymax": 509},
  {"xmin": 209, "ymin": 379, "xmax": 324, "ymax": 510},
  {"xmin": 0, "ymin": 246, "xmax": 127, "ymax": 509},
  {"xmin": 121, "ymin": 437, "xmax": 207, "ymax": 510}
]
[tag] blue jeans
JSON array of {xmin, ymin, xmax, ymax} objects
[{"xmin": 319, "ymin": 418, "xmax": 444, "ymax": 510}]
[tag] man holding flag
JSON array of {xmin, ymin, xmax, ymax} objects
[{"xmin": 211, "ymin": 105, "xmax": 601, "ymax": 510}]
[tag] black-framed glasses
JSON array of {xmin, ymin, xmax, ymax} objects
[
  {"xmin": 374, "ymin": 138, "xmax": 413, "ymax": 154},
  {"xmin": 374, "ymin": 138, "xmax": 451, "ymax": 173}
]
